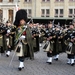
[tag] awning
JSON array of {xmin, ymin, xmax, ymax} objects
[{"xmin": 28, "ymin": 17, "xmax": 73, "ymax": 20}]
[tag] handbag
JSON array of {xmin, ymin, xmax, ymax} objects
[{"xmin": 43, "ymin": 41, "xmax": 50, "ymax": 52}]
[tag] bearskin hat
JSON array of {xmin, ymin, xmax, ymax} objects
[{"xmin": 14, "ymin": 9, "xmax": 27, "ymax": 27}]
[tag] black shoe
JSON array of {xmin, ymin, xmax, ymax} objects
[
  {"xmin": 54, "ymin": 58, "xmax": 58, "ymax": 61},
  {"xmin": 18, "ymin": 67, "xmax": 22, "ymax": 71},
  {"xmin": 49, "ymin": 62, "xmax": 52, "ymax": 64},
  {"xmin": 22, "ymin": 67, "xmax": 24, "ymax": 69},
  {"xmin": 71, "ymin": 63, "xmax": 74, "ymax": 66},
  {"xmin": 46, "ymin": 62, "xmax": 49, "ymax": 63},
  {"xmin": 67, "ymin": 63, "xmax": 70, "ymax": 65},
  {"xmin": 6, "ymin": 54, "xmax": 9, "ymax": 57}
]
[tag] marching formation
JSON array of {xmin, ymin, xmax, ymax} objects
[{"xmin": 0, "ymin": 9, "xmax": 75, "ymax": 71}]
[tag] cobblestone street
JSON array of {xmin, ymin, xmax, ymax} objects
[{"xmin": 0, "ymin": 43, "xmax": 75, "ymax": 75}]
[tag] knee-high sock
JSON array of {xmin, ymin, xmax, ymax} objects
[
  {"xmin": 19, "ymin": 61, "xmax": 24, "ymax": 68},
  {"xmin": 47, "ymin": 57, "xmax": 52, "ymax": 62}
]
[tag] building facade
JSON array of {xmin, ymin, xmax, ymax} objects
[
  {"xmin": 19, "ymin": 0, "xmax": 75, "ymax": 24},
  {"xmin": 0, "ymin": 0, "xmax": 19, "ymax": 23},
  {"xmin": 0, "ymin": 0, "xmax": 75, "ymax": 24}
]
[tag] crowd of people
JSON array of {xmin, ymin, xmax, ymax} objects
[{"xmin": 0, "ymin": 9, "xmax": 75, "ymax": 71}]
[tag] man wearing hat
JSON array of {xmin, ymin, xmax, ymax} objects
[
  {"xmin": 5, "ymin": 29, "xmax": 12, "ymax": 57},
  {"xmin": 14, "ymin": 9, "xmax": 34, "ymax": 71},
  {"xmin": 65, "ymin": 22, "xmax": 75, "ymax": 66}
]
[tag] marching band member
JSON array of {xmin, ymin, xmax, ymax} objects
[
  {"xmin": 31, "ymin": 24, "xmax": 39, "ymax": 52},
  {"xmin": 5, "ymin": 21, "xmax": 15, "ymax": 57},
  {"xmin": 44, "ymin": 22, "xmax": 55, "ymax": 64},
  {"xmin": 72, "ymin": 18, "xmax": 75, "ymax": 61},
  {"xmin": 0, "ymin": 22, "xmax": 5, "ymax": 54},
  {"xmin": 65, "ymin": 23, "xmax": 75, "ymax": 66},
  {"xmin": 14, "ymin": 9, "xmax": 34, "ymax": 71},
  {"xmin": 5, "ymin": 29, "xmax": 12, "ymax": 57},
  {"xmin": 39, "ymin": 25, "xmax": 46, "ymax": 46},
  {"xmin": 53, "ymin": 25, "xmax": 63, "ymax": 60}
]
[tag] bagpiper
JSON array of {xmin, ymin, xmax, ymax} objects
[
  {"xmin": 72, "ymin": 18, "xmax": 75, "ymax": 62},
  {"xmin": 14, "ymin": 9, "xmax": 34, "ymax": 71},
  {"xmin": 5, "ymin": 21, "xmax": 16, "ymax": 57},
  {"xmin": 31, "ymin": 24, "xmax": 39, "ymax": 52},
  {"xmin": 65, "ymin": 22, "xmax": 75, "ymax": 66},
  {"xmin": 53, "ymin": 25, "xmax": 63, "ymax": 61},
  {"xmin": 44, "ymin": 22, "xmax": 56, "ymax": 64},
  {"xmin": 0, "ymin": 21, "xmax": 5, "ymax": 54}
]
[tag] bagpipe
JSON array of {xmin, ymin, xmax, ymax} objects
[
  {"xmin": 0, "ymin": 23, "xmax": 6, "ymax": 31},
  {"xmin": 54, "ymin": 30, "xmax": 63, "ymax": 40},
  {"xmin": 66, "ymin": 29, "xmax": 75, "ymax": 43},
  {"xmin": 43, "ymin": 20, "xmax": 55, "ymax": 52},
  {"xmin": 15, "ymin": 18, "xmax": 33, "ymax": 45},
  {"xmin": 65, "ymin": 29, "xmax": 75, "ymax": 54},
  {"xmin": 14, "ymin": 25, "xmax": 27, "ymax": 45},
  {"xmin": 0, "ymin": 22, "xmax": 16, "ymax": 34},
  {"xmin": 32, "ymin": 28, "xmax": 39, "ymax": 36},
  {"xmin": 43, "ymin": 28, "xmax": 56, "ymax": 52}
]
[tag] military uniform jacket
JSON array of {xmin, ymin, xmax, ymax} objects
[
  {"xmin": 65, "ymin": 29, "xmax": 75, "ymax": 54},
  {"xmin": 45, "ymin": 28, "xmax": 55, "ymax": 52},
  {"xmin": 16, "ymin": 25, "xmax": 34, "ymax": 59}
]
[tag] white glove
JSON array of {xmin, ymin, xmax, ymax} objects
[
  {"xmin": 19, "ymin": 35, "xmax": 25, "ymax": 40},
  {"xmin": 7, "ymin": 29, "xmax": 10, "ymax": 33}
]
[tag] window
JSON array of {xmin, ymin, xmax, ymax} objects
[
  {"xmin": 0, "ymin": 0, "xmax": 2, "ymax": 2},
  {"xmin": 8, "ymin": 10, "xmax": 13, "ymax": 22},
  {"xmin": 0, "ymin": 9, "xmax": 3, "ymax": 21},
  {"xmin": 55, "ymin": 0, "xmax": 64, "ymax": 1},
  {"xmin": 25, "ymin": 0, "xmax": 27, "ymax": 1},
  {"xmin": 46, "ymin": 9, "xmax": 50, "ymax": 17},
  {"xmin": 60, "ymin": 0, "xmax": 64, "ymax": 1},
  {"xmin": 55, "ymin": 9, "xmax": 58, "ymax": 14},
  {"xmin": 59, "ymin": 9, "xmax": 63, "ymax": 17},
  {"xmin": 42, "ymin": 0, "xmax": 45, "ymax": 1},
  {"xmin": 69, "ymin": 9, "xmax": 73, "ymax": 14},
  {"xmin": 47, "ymin": 0, "xmax": 50, "ymax": 1},
  {"xmin": 9, "ymin": 0, "xmax": 13, "ymax": 2},
  {"xmin": 55, "ymin": 9, "xmax": 63, "ymax": 17},
  {"xmin": 69, "ymin": 9, "xmax": 72, "ymax": 17},
  {"xmin": 42, "ymin": 0, "xmax": 50, "ymax": 2},
  {"xmin": 55, "ymin": 9, "xmax": 58, "ymax": 17},
  {"xmin": 41, "ymin": 9, "xmax": 45, "ymax": 17},
  {"xmin": 68, "ymin": 9, "xmax": 75, "ymax": 17},
  {"xmin": 28, "ymin": 9, "xmax": 32, "ymax": 17},
  {"xmin": 28, "ymin": 9, "xmax": 31, "ymax": 14},
  {"xmin": 25, "ymin": 9, "xmax": 32, "ymax": 17},
  {"xmin": 41, "ymin": 9, "xmax": 50, "ymax": 17},
  {"xmin": 69, "ymin": 0, "xmax": 75, "ymax": 1},
  {"xmin": 60, "ymin": 9, "xmax": 63, "ymax": 14},
  {"xmin": 25, "ymin": 0, "xmax": 31, "ymax": 2},
  {"xmin": 56, "ymin": 0, "xmax": 59, "ymax": 1},
  {"xmin": 74, "ymin": 9, "xmax": 75, "ymax": 14},
  {"xmin": 42, "ymin": 9, "xmax": 45, "ymax": 14}
]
